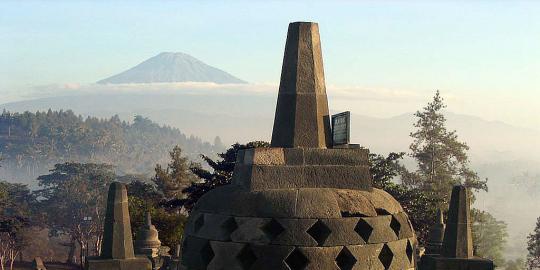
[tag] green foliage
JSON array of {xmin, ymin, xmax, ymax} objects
[
  {"xmin": 369, "ymin": 152, "xmax": 439, "ymax": 245},
  {"xmin": 527, "ymin": 217, "xmax": 540, "ymax": 269},
  {"xmin": 0, "ymin": 110, "xmax": 220, "ymax": 180},
  {"xmin": 152, "ymin": 146, "xmax": 196, "ymax": 201},
  {"xmin": 35, "ymin": 162, "xmax": 115, "ymax": 262},
  {"xmin": 127, "ymin": 180, "xmax": 187, "ymax": 249},
  {"xmin": 408, "ymin": 91, "xmax": 487, "ymax": 205},
  {"xmin": 183, "ymin": 141, "xmax": 270, "ymax": 211},
  {"xmin": 472, "ymin": 209, "xmax": 508, "ymax": 267}
]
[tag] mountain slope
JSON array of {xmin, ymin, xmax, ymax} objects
[{"xmin": 98, "ymin": 52, "xmax": 246, "ymax": 84}]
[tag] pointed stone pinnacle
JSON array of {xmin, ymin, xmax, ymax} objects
[
  {"xmin": 100, "ymin": 182, "xmax": 135, "ymax": 259},
  {"xmin": 271, "ymin": 22, "xmax": 332, "ymax": 148},
  {"xmin": 441, "ymin": 185, "xmax": 473, "ymax": 258}
]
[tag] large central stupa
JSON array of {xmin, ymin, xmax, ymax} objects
[{"xmin": 181, "ymin": 22, "xmax": 416, "ymax": 270}]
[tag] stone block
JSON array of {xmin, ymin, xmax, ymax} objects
[
  {"xmin": 362, "ymin": 215, "xmax": 399, "ymax": 244},
  {"xmin": 362, "ymin": 189, "xmax": 404, "ymax": 215},
  {"xmin": 86, "ymin": 257, "xmax": 151, "ymax": 270},
  {"xmin": 393, "ymin": 212, "xmax": 415, "ymax": 239},
  {"xmin": 334, "ymin": 189, "xmax": 377, "ymax": 217},
  {"xmin": 181, "ymin": 236, "xmax": 214, "ymax": 270},
  {"xmin": 243, "ymin": 164, "xmax": 371, "ymax": 190},
  {"xmin": 321, "ymin": 218, "xmax": 366, "ymax": 246},
  {"xmin": 207, "ymin": 241, "xmax": 245, "ymax": 270},
  {"xmin": 242, "ymin": 148, "xmax": 285, "ymax": 165},
  {"xmin": 303, "ymin": 148, "xmax": 369, "ymax": 165},
  {"xmin": 295, "ymin": 188, "xmax": 341, "ymax": 218},
  {"xmin": 251, "ymin": 244, "xmax": 294, "ymax": 270},
  {"xmin": 296, "ymin": 246, "xmax": 342, "ymax": 270},
  {"xmin": 348, "ymin": 243, "xmax": 384, "ymax": 270},
  {"xmin": 386, "ymin": 238, "xmax": 415, "ymax": 270},
  {"xmin": 230, "ymin": 217, "xmax": 271, "ymax": 244},
  {"xmin": 254, "ymin": 189, "xmax": 298, "ymax": 218},
  {"xmin": 420, "ymin": 255, "xmax": 494, "ymax": 270},
  {"xmin": 303, "ymin": 165, "xmax": 372, "ymax": 189},
  {"xmin": 271, "ymin": 218, "xmax": 318, "ymax": 246}
]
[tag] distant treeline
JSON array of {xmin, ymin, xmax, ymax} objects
[{"xmin": 0, "ymin": 109, "xmax": 224, "ymax": 182}]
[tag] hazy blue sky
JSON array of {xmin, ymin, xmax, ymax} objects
[{"xmin": 1, "ymin": 1, "xmax": 539, "ymax": 128}]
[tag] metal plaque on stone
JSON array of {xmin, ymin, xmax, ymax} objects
[{"xmin": 332, "ymin": 111, "xmax": 350, "ymax": 146}]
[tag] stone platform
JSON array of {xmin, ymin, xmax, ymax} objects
[{"xmin": 86, "ymin": 257, "xmax": 152, "ymax": 270}]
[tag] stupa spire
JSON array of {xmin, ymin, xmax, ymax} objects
[
  {"xmin": 100, "ymin": 182, "xmax": 135, "ymax": 259},
  {"xmin": 271, "ymin": 22, "xmax": 331, "ymax": 148},
  {"xmin": 441, "ymin": 185, "xmax": 474, "ymax": 258}
]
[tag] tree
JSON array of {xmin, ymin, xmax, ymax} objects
[
  {"xmin": 36, "ymin": 162, "xmax": 114, "ymax": 267},
  {"xmin": 527, "ymin": 217, "xmax": 540, "ymax": 269},
  {"xmin": 152, "ymin": 146, "xmax": 196, "ymax": 201},
  {"xmin": 471, "ymin": 209, "xmax": 508, "ymax": 267},
  {"xmin": 182, "ymin": 141, "xmax": 269, "ymax": 211},
  {"xmin": 127, "ymin": 180, "xmax": 187, "ymax": 249},
  {"xmin": 370, "ymin": 152, "xmax": 440, "ymax": 244},
  {"xmin": 408, "ymin": 91, "xmax": 487, "ymax": 205},
  {"xmin": 0, "ymin": 181, "xmax": 34, "ymax": 270}
]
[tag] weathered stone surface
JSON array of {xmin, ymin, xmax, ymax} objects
[
  {"xmin": 442, "ymin": 185, "xmax": 473, "ymax": 259},
  {"xmin": 86, "ymin": 182, "xmax": 152, "ymax": 270},
  {"xmin": 420, "ymin": 255, "xmax": 494, "ymax": 270},
  {"xmin": 86, "ymin": 257, "xmax": 152, "ymax": 270},
  {"xmin": 135, "ymin": 212, "xmax": 161, "ymax": 258},
  {"xmin": 271, "ymin": 22, "xmax": 331, "ymax": 148},
  {"xmin": 321, "ymin": 217, "xmax": 366, "ymax": 246},
  {"xmin": 101, "ymin": 182, "xmax": 135, "ymax": 259},
  {"xmin": 180, "ymin": 21, "xmax": 418, "ymax": 269},
  {"xmin": 32, "ymin": 257, "xmax": 47, "ymax": 270},
  {"xmin": 297, "ymin": 246, "xmax": 342, "ymax": 270},
  {"xmin": 271, "ymin": 218, "xmax": 319, "ymax": 246},
  {"xmin": 426, "ymin": 209, "xmax": 446, "ymax": 255},
  {"xmin": 250, "ymin": 244, "xmax": 294, "ymax": 270},
  {"xmin": 230, "ymin": 217, "xmax": 271, "ymax": 244},
  {"xmin": 419, "ymin": 186, "xmax": 494, "ymax": 270},
  {"xmin": 295, "ymin": 188, "xmax": 341, "ymax": 218}
]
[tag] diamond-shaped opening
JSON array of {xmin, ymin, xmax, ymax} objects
[
  {"xmin": 354, "ymin": 219, "xmax": 373, "ymax": 242},
  {"xmin": 390, "ymin": 216, "xmax": 401, "ymax": 238},
  {"xmin": 336, "ymin": 247, "xmax": 357, "ymax": 270},
  {"xmin": 375, "ymin": 208, "xmax": 391, "ymax": 215},
  {"xmin": 378, "ymin": 244, "xmax": 393, "ymax": 270},
  {"xmin": 306, "ymin": 220, "xmax": 331, "ymax": 246},
  {"xmin": 221, "ymin": 217, "xmax": 238, "ymax": 240},
  {"xmin": 284, "ymin": 248, "xmax": 309, "ymax": 270},
  {"xmin": 406, "ymin": 239, "xmax": 414, "ymax": 263},
  {"xmin": 194, "ymin": 214, "xmax": 205, "ymax": 233},
  {"xmin": 200, "ymin": 241, "xmax": 214, "ymax": 266},
  {"xmin": 262, "ymin": 218, "xmax": 285, "ymax": 241},
  {"xmin": 237, "ymin": 244, "xmax": 257, "ymax": 270}
]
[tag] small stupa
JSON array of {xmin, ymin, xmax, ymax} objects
[
  {"xmin": 85, "ymin": 182, "xmax": 151, "ymax": 270},
  {"xmin": 180, "ymin": 22, "xmax": 417, "ymax": 270},
  {"xmin": 425, "ymin": 209, "xmax": 446, "ymax": 255},
  {"xmin": 419, "ymin": 185, "xmax": 494, "ymax": 270},
  {"xmin": 135, "ymin": 212, "xmax": 162, "ymax": 258}
]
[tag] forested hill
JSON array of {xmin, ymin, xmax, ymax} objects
[{"xmin": 0, "ymin": 110, "xmax": 224, "ymax": 184}]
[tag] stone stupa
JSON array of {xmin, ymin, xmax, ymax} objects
[
  {"xmin": 425, "ymin": 209, "xmax": 446, "ymax": 255},
  {"xmin": 419, "ymin": 186, "xmax": 494, "ymax": 270},
  {"xmin": 181, "ymin": 22, "xmax": 417, "ymax": 270},
  {"xmin": 135, "ymin": 212, "xmax": 162, "ymax": 258},
  {"xmin": 86, "ymin": 182, "xmax": 151, "ymax": 270}
]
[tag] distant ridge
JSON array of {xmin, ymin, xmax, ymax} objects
[{"xmin": 98, "ymin": 52, "xmax": 246, "ymax": 84}]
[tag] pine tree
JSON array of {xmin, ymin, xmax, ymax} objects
[
  {"xmin": 408, "ymin": 90, "xmax": 487, "ymax": 205},
  {"xmin": 152, "ymin": 145, "xmax": 196, "ymax": 201},
  {"xmin": 527, "ymin": 217, "xmax": 540, "ymax": 269}
]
